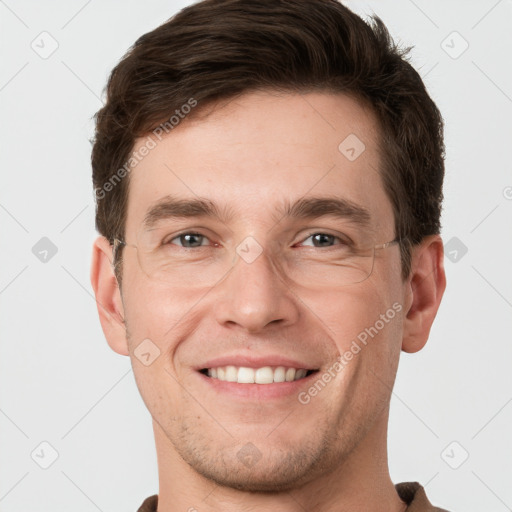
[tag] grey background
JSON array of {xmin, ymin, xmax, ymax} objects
[{"xmin": 1, "ymin": 0, "xmax": 511, "ymax": 510}]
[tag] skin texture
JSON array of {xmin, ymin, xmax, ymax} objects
[{"xmin": 91, "ymin": 91, "xmax": 446, "ymax": 512}]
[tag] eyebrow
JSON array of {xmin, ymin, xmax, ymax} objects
[
  {"xmin": 275, "ymin": 196, "xmax": 371, "ymax": 227},
  {"xmin": 143, "ymin": 195, "xmax": 235, "ymax": 229},
  {"xmin": 142, "ymin": 195, "xmax": 371, "ymax": 230}
]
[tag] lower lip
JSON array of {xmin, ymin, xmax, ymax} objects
[{"xmin": 197, "ymin": 371, "xmax": 319, "ymax": 399}]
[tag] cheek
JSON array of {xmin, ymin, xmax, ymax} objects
[
  {"xmin": 120, "ymin": 269, "xmax": 209, "ymax": 400},
  {"xmin": 329, "ymin": 286, "xmax": 403, "ymax": 409},
  {"xmin": 121, "ymin": 279, "xmax": 194, "ymax": 419},
  {"xmin": 302, "ymin": 283, "xmax": 398, "ymax": 345},
  {"xmin": 121, "ymin": 256, "xmax": 201, "ymax": 346},
  {"xmin": 300, "ymin": 275, "xmax": 404, "ymax": 394}
]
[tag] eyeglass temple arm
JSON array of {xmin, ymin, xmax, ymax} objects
[{"xmin": 375, "ymin": 238, "xmax": 402, "ymax": 251}]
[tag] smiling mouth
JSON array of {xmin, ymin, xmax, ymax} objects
[{"xmin": 199, "ymin": 366, "xmax": 318, "ymax": 384}]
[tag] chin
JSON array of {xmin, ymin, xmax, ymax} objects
[
  {"xmin": 174, "ymin": 429, "xmax": 343, "ymax": 493},
  {"xmin": 190, "ymin": 453, "xmax": 319, "ymax": 493}
]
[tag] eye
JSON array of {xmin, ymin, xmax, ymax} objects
[
  {"xmin": 299, "ymin": 233, "xmax": 347, "ymax": 248},
  {"xmin": 168, "ymin": 232, "xmax": 210, "ymax": 248}
]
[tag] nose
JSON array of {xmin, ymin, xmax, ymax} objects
[{"xmin": 213, "ymin": 248, "xmax": 300, "ymax": 333}]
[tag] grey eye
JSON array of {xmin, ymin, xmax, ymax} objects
[
  {"xmin": 171, "ymin": 233, "xmax": 208, "ymax": 248},
  {"xmin": 302, "ymin": 233, "xmax": 340, "ymax": 247}
]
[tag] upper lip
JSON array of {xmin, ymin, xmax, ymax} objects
[{"xmin": 196, "ymin": 354, "xmax": 320, "ymax": 371}]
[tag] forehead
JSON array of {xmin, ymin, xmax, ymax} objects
[{"xmin": 125, "ymin": 91, "xmax": 393, "ymax": 235}]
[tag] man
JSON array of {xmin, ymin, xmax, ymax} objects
[{"xmin": 90, "ymin": 0, "xmax": 448, "ymax": 510}]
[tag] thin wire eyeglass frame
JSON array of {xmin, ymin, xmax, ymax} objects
[{"xmin": 111, "ymin": 236, "xmax": 403, "ymax": 286}]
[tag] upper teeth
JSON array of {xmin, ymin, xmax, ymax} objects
[{"xmin": 207, "ymin": 366, "xmax": 308, "ymax": 384}]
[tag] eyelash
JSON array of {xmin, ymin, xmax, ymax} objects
[{"xmin": 166, "ymin": 231, "xmax": 349, "ymax": 249}]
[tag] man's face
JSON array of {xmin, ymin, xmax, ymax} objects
[{"xmin": 119, "ymin": 91, "xmax": 407, "ymax": 491}]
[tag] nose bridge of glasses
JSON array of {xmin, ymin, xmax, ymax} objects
[
  {"xmin": 233, "ymin": 238, "xmax": 289, "ymax": 281},
  {"xmin": 224, "ymin": 235, "xmax": 303, "ymax": 289}
]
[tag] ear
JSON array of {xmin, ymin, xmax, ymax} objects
[
  {"xmin": 401, "ymin": 235, "xmax": 446, "ymax": 353},
  {"xmin": 90, "ymin": 236, "xmax": 129, "ymax": 356}
]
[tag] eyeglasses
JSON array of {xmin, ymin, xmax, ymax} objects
[{"xmin": 112, "ymin": 228, "xmax": 401, "ymax": 289}]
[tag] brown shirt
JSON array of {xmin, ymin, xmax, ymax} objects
[{"xmin": 137, "ymin": 482, "xmax": 449, "ymax": 511}]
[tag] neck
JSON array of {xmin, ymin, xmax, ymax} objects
[{"xmin": 152, "ymin": 407, "xmax": 406, "ymax": 512}]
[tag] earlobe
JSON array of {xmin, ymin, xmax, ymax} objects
[
  {"xmin": 90, "ymin": 236, "xmax": 129, "ymax": 356},
  {"xmin": 401, "ymin": 235, "xmax": 446, "ymax": 353}
]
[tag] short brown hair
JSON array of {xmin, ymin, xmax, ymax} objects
[{"xmin": 92, "ymin": 0, "xmax": 444, "ymax": 279}]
